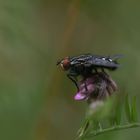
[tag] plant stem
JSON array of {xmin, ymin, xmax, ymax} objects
[{"xmin": 81, "ymin": 123, "xmax": 140, "ymax": 139}]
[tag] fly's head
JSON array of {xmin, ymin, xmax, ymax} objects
[{"xmin": 57, "ymin": 57, "xmax": 71, "ymax": 71}]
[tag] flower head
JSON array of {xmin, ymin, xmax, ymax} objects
[{"xmin": 74, "ymin": 72, "xmax": 117, "ymax": 102}]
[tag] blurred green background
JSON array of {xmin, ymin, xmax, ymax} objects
[{"xmin": 0, "ymin": 0, "xmax": 140, "ymax": 140}]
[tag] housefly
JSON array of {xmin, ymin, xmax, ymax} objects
[{"xmin": 57, "ymin": 54, "xmax": 122, "ymax": 91}]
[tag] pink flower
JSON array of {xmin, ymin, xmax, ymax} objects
[{"xmin": 74, "ymin": 72, "xmax": 117, "ymax": 101}]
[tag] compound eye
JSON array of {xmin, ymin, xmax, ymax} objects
[{"xmin": 61, "ymin": 58, "xmax": 70, "ymax": 71}]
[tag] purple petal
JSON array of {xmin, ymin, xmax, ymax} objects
[
  {"xmin": 74, "ymin": 92, "xmax": 87, "ymax": 100},
  {"xmin": 74, "ymin": 84, "xmax": 95, "ymax": 101}
]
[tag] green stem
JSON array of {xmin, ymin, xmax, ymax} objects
[{"xmin": 81, "ymin": 123, "xmax": 140, "ymax": 139}]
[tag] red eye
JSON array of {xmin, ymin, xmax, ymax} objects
[{"xmin": 61, "ymin": 58, "xmax": 70, "ymax": 70}]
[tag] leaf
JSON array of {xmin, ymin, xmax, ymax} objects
[
  {"xmin": 125, "ymin": 94, "xmax": 131, "ymax": 122},
  {"xmin": 78, "ymin": 95, "xmax": 140, "ymax": 140},
  {"xmin": 108, "ymin": 116, "xmax": 115, "ymax": 126},
  {"xmin": 82, "ymin": 123, "xmax": 140, "ymax": 139},
  {"xmin": 115, "ymin": 103, "xmax": 122, "ymax": 125},
  {"xmin": 93, "ymin": 121, "xmax": 103, "ymax": 131},
  {"xmin": 77, "ymin": 119, "xmax": 90, "ymax": 138},
  {"xmin": 131, "ymin": 96, "xmax": 138, "ymax": 122}
]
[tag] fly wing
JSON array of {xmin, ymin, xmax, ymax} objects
[
  {"xmin": 109, "ymin": 54, "xmax": 124, "ymax": 61},
  {"xmin": 70, "ymin": 54, "xmax": 122, "ymax": 69},
  {"xmin": 84, "ymin": 55, "xmax": 122, "ymax": 69}
]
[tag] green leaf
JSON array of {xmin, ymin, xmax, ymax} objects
[
  {"xmin": 78, "ymin": 95, "xmax": 140, "ymax": 139},
  {"xmin": 131, "ymin": 96, "xmax": 138, "ymax": 122},
  {"xmin": 125, "ymin": 94, "xmax": 131, "ymax": 122},
  {"xmin": 115, "ymin": 103, "xmax": 122, "ymax": 125},
  {"xmin": 82, "ymin": 123, "xmax": 140, "ymax": 139},
  {"xmin": 92, "ymin": 121, "xmax": 103, "ymax": 131},
  {"xmin": 108, "ymin": 116, "xmax": 116, "ymax": 126},
  {"xmin": 77, "ymin": 119, "xmax": 90, "ymax": 138}
]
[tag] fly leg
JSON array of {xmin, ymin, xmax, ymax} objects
[
  {"xmin": 94, "ymin": 68, "xmax": 98, "ymax": 74},
  {"xmin": 84, "ymin": 82, "xmax": 88, "ymax": 91},
  {"xmin": 101, "ymin": 68, "xmax": 107, "ymax": 74},
  {"xmin": 83, "ymin": 69, "xmax": 89, "ymax": 91},
  {"xmin": 101, "ymin": 68, "xmax": 109, "ymax": 78},
  {"xmin": 67, "ymin": 74, "xmax": 79, "ymax": 91},
  {"xmin": 101, "ymin": 68, "xmax": 109, "ymax": 75}
]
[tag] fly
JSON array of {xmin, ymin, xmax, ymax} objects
[{"xmin": 57, "ymin": 54, "xmax": 122, "ymax": 91}]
